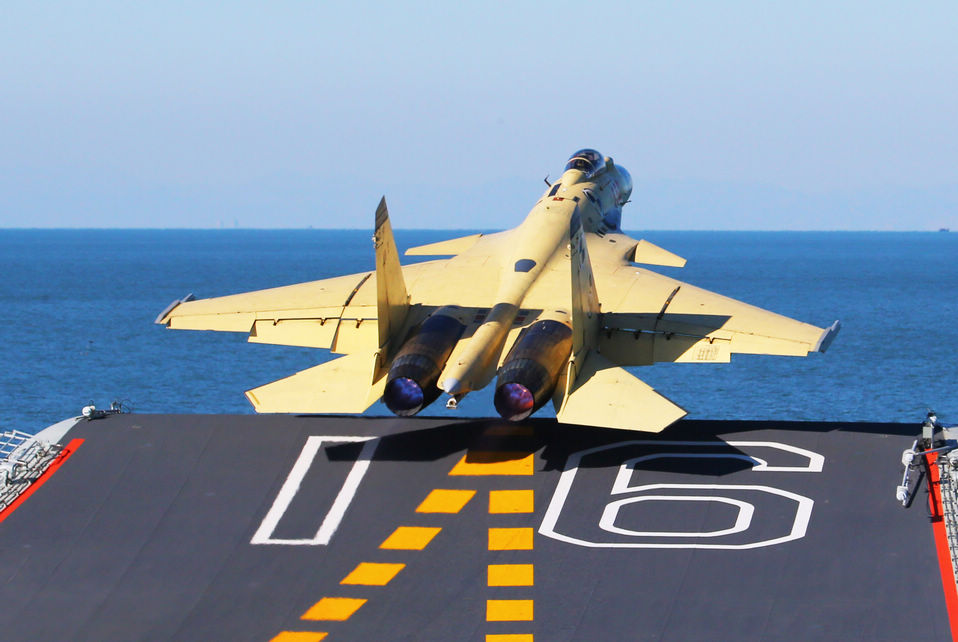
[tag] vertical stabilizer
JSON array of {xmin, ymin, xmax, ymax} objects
[
  {"xmin": 556, "ymin": 209, "xmax": 686, "ymax": 432},
  {"xmin": 569, "ymin": 208, "xmax": 600, "ymax": 376},
  {"xmin": 374, "ymin": 197, "xmax": 409, "ymax": 373}
]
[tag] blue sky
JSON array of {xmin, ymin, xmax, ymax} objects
[{"xmin": 1, "ymin": 2, "xmax": 956, "ymax": 229}]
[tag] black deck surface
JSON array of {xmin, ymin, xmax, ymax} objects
[{"xmin": 0, "ymin": 414, "xmax": 949, "ymax": 641}]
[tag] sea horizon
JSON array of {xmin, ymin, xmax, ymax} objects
[{"xmin": 2, "ymin": 228, "xmax": 956, "ymax": 434}]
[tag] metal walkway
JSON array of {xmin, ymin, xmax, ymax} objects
[
  {"xmin": 0, "ymin": 429, "xmax": 62, "ymax": 511},
  {"xmin": 938, "ymin": 455, "xmax": 958, "ymax": 587}
]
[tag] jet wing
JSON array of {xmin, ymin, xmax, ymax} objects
[
  {"xmin": 155, "ymin": 271, "xmax": 387, "ymax": 352},
  {"xmin": 156, "ymin": 260, "xmax": 519, "ymax": 351},
  {"xmin": 596, "ymin": 266, "xmax": 840, "ymax": 366},
  {"xmin": 159, "ymin": 267, "xmax": 437, "ymax": 351},
  {"xmin": 157, "ymin": 273, "xmax": 367, "ymax": 332},
  {"xmin": 157, "ymin": 218, "xmax": 516, "ymax": 356}
]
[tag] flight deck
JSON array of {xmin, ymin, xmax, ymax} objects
[{"xmin": 0, "ymin": 414, "xmax": 952, "ymax": 641}]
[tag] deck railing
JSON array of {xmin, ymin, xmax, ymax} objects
[{"xmin": 0, "ymin": 430, "xmax": 63, "ymax": 511}]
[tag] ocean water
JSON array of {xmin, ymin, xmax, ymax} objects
[{"xmin": 1, "ymin": 229, "xmax": 955, "ymax": 434}]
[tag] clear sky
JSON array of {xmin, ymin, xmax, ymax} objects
[{"xmin": 1, "ymin": 2, "xmax": 956, "ymax": 230}]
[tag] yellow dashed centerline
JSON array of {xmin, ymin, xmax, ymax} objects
[
  {"xmin": 416, "ymin": 489, "xmax": 476, "ymax": 513},
  {"xmin": 489, "ymin": 489, "xmax": 535, "ymax": 513},
  {"xmin": 276, "ymin": 485, "xmax": 474, "ymax": 639},
  {"xmin": 301, "ymin": 596, "xmax": 367, "ymax": 621},
  {"xmin": 488, "ymin": 563, "xmax": 534, "ymax": 587},
  {"xmin": 274, "ymin": 444, "xmax": 539, "ymax": 639},
  {"xmin": 477, "ymin": 456, "xmax": 536, "ymax": 640},
  {"xmin": 340, "ymin": 562, "xmax": 405, "ymax": 586},
  {"xmin": 486, "ymin": 599, "xmax": 534, "ymax": 621},
  {"xmin": 488, "ymin": 527, "xmax": 534, "ymax": 551},
  {"xmin": 380, "ymin": 526, "xmax": 442, "ymax": 550}
]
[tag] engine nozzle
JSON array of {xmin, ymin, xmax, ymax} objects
[
  {"xmin": 383, "ymin": 375, "xmax": 426, "ymax": 415},
  {"xmin": 383, "ymin": 309, "xmax": 465, "ymax": 417},
  {"xmin": 494, "ymin": 317, "xmax": 573, "ymax": 422},
  {"xmin": 494, "ymin": 382, "xmax": 536, "ymax": 421}
]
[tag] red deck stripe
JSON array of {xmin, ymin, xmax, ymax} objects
[
  {"xmin": 926, "ymin": 454, "xmax": 958, "ymax": 641},
  {"xmin": 0, "ymin": 438, "xmax": 84, "ymax": 525}
]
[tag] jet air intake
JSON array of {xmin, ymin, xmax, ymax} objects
[
  {"xmin": 383, "ymin": 308, "xmax": 465, "ymax": 417},
  {"xmin": 494, "ymin": 316, "xmax": 573, "ymax": 422}
]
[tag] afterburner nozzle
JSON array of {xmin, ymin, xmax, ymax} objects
[
  {"xmin": 382, "ymin": 308, "xmax": 465, "ymax": 417},
  {"xmin": 383, "ymin": 376, "xmax": 426, "ymax": 416},
  {"xmin": 493, "ymin": 316, "xmax": 573, "ymax": 422},
  {"xmin": 494, "ymin": 382, "xmax": 535, "ymax": 421}
]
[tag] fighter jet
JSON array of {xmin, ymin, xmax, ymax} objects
[{"xmin": 156, "ymin": 149, "xmax": 840, "ymax": 432}]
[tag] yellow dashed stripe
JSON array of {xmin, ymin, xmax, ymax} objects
[
  {"xmin": 486, "ymin": 599, "xmax": 534, "ymax": 621},
  {"xmin": 380, "ymin": 526, "xmax": 441, "ymax": 550},
  {"xmin": 449, "ymin": 451, "xmax": 535, "ymax": 476},
  {"xmin": 489, "ymin": 489, "xmax": 534, "ymax": 513},
  {"xmin": 488, "ymin": 563, "xmax": 534, "ymax": 587},
  {"xmin": 485, "ymin": 635, "xmax": 534, "ymax": 642},
  {"xmin": 270, "ymin": 632, "xmax": 328, "ymax": 642},
  {"xmin": 416, "ymin": 488, "xmax": 476, "ymax": 513},
  {"xmin": 301, "ymin": 597, "xmax": 366, "ymax": 621},
  {"xmin": 488, "ymin": 527, "xmax": 534, "ymax": 550},
  {"xmin": 341, "ymin": 562, "xmax": 405, "ymax": 586}
]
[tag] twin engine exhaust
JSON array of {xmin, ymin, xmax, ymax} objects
[{"xmin": 382, "ymin": 308, "xmax": 572, "ymax": 422}]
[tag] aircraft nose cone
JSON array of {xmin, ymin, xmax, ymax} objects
[
  {"xmin": 384, "ymin": 377, "xmax": 424, "ymax": 416},
  {"xmin": 494, "ymin": 383, "xmax": 535, "ymax": 422}
]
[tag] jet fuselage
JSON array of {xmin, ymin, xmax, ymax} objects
[{"xmin": 435, "ymin": 149, "xmax": 632, "ymax": 400}]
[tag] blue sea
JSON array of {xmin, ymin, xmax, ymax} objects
[{"xmin": 1, "ymin": 229, "xmax": 956, "ymax": 434}]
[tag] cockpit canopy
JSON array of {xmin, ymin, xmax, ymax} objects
[
  {"xmin": 616, "ymin": 164, "xmax": 633, "ymax": 205},
  {"xmin": 564, "ymin": 149, "xmax": 604, "ymax": 178}
]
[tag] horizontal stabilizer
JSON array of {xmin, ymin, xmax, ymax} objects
[
  {"xmin": 406, "ymin": 233, "xmax": 484, "ymax": 256},
  {"xmin": 556, "ymin": 352, "xmax": 686, "ymax": 433},
  {"xmin": 245, "ymin": 352, "xmax": 384, "ymax": 414},
  {"xmin": 630, "ymin": 240, "xmax": 686, "ymax": 267}
]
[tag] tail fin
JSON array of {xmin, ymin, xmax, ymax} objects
[
  {"xmin": 374, "ymin": 197, "xmax": 409, "ymax": 374},
  {"xmin": 569, "ymin": 207, "xmax": 600, "ymax": 377}
]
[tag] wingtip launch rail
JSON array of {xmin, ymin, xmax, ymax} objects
[{"xmin": 157, "ymin": 149, "xmax": 839, "ymax": 432}]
